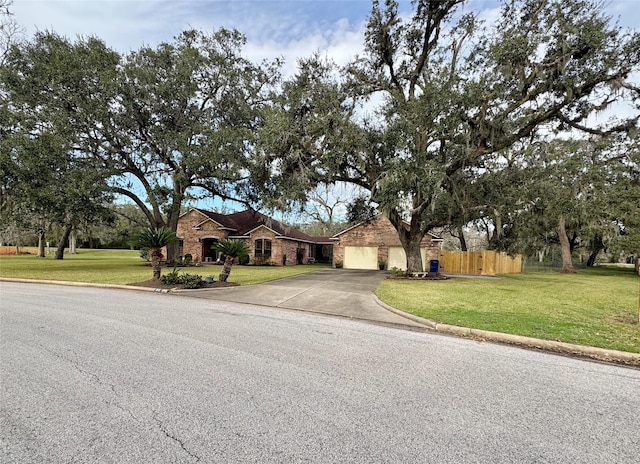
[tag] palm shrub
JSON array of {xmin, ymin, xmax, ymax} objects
[
  {"xmin": 212, "ymin": 239, "xmax": 250, "ymax": 282},
  {"xmin": 159, "ymin": 266, "xmax": 181, "ymax": 285},
  {"xmin": 133, "ymin": 227, "xmax": 178, "ymax": 280}
]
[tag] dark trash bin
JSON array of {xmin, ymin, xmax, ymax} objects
[{"xmin": 429, "ymin": 259, "xmax": 439, "ymax": 273}]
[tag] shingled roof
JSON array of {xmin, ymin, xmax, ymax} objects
[
  {"xmin": 189, "ymin": 208, "xmax": 328, "ymax": 244},
  {"xmin": 193, "ymin": 209, "xmax": 238, "ymax": 230}
]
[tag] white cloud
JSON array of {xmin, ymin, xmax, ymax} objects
[
  {"xmin": 243, "ymin": 16, "xmax": 366, "ymax": 77},
  {"xmin": 11, "ymin": 0, "xmax": 370, "ymax": 78}
]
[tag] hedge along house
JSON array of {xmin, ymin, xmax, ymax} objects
[
  {"xmin": 331, "ymin": 215, "xmax": 443, "ymax": 270},
  {"xmin": 176, "ymin": 208, "xmax": 333, "ymax": 265}
]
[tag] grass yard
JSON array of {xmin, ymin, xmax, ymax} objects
[
  {"xmin": 376, "ymin": 266, "xmax": 640, "ymax": 353},
  {"xmin": 0, "ymin": 248, "xmax": 151, "ymax": 284},
  {"xmin": 0, "ymin": 247, "xmax": 330, "ymax": 285}
]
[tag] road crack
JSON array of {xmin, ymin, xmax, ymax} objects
[
  {"xmin": 37, "ymin": 345, "xmax": 143, "ymax": 423},
  {"xmin": 152, "ymin": 410, "xmax": 201, "ymax": 462},
  {"xmin": 38, "ymin": 345, "xmax": 106, "ymax": 385}
]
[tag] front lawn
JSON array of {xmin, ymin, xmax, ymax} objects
[
  {"xmin": 0, "ymin": 248, "xmax": 330, "ymax": 285},
  {"xmin": 376, "ymin": 266, "xmax": 640, "ymax": 353}
]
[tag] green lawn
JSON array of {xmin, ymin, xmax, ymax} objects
[
  {"xmin": 0, "ymin": 248, "xmax": 330, "ymax": 285},
  {"xmin": 376, "ymin": 266, "xmax": 640, "ymax": 353}
]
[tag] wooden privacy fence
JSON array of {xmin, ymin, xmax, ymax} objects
[{"xmin": 437, "ymin": 250, "xmax": 522, "ymax": 275}]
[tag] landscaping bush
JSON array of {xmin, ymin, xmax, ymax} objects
[
  {"xmin": 160, "ymin": 267, "xmax": 181, "ymax": 285},
  {"xmin": 180, "ymin": 273, "xmax": 204, "ymax": 289},
  {"xmin": 389, "ymin": 267, "xmax": 408, "ymax": 278},
  {"xmin": 251, "ymin": 256, "xmax": 275, "ymax": 266},
  {"xmin": 159, "ymin": 267, "xmax": 205, "ymax": 288}
]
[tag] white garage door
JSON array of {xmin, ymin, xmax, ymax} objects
[
  {"xmin": 387, "ymin": 247, "xmax": 429, "ymax": 271},
  {"xmin": 387, "ymin": 247, "xmax": 407, "ymax": 270},
  {"xmin": 343, "ymin": 246, "xmax": 378, "ymax": 270}
]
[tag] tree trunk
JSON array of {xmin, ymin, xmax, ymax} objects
[
  {"xmin": 537, "ymin": 248, "xmax": 546, "ymax": 262},
  {"xmin": 55, "ymin": 224, "xmax": 73, "ymax": 260},
  {"xmin": 457, "ymin": 225, "xmax": 468, "ymax": 251},
  {"xmin": 151, "ymin": 247, "xmax": 163, "ymax": 280},
  {"xmin": 69, "ymin": 227, "xmax": 77, "ymax": 254},
  {"xmin": 165, "ymin": 241, "xmax": 179, "ymax": 265},
  {"xmin": 37, "ymin": 230, "xmax": 45, "ymax": 258},
  {"xmin": 218, "ymin": 255, "xmax": 234, "ymax": 282},
  {"xmin": 387, "ymin": 209, "xmax": 425, "ymax": 273},
  {"xmin": 164, "ymin": 184, "xmax": 185, "ymax": 265},
  {"xmin": 586, "ymin": 236, "xmax": 604, "ymax": 267},
  {"xmin": 405, "ymin": 238, "xmax": 424, "ymax": 273},
  {"xmin": 556, "ymin": 217, "xmax": 575, "ymax": 273},
  {"xmin": 488, "ymin": 210, "xmax": 502, "ymax": 249}
]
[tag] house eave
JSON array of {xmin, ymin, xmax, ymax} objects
[{"xmin": 192, "ymin": 218, "xmax": 237, "ymax": 232}]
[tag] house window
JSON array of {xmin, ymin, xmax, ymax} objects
[{"xmin": 255, "ymin": 239, "xmax": 272, "ymax": 258}]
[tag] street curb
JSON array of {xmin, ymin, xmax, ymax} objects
[
  {"xmin": 373, "ymin": 295, "xmax": 640, "ymax": 367},
  {"xmin": 0, "ymin": 277, "xmax": 172, "ymax": 293}
]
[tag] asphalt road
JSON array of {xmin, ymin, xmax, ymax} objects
[{"xmin": 1, "ymin": 282, "xmax": 639, "ymax": 463}]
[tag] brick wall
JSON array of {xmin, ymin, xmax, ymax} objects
[
  {"xmin": 176, "ymin": 210, "xmax": 229, "ymax": 263},
  {"xmin": 279, "ymin": 239, "xmax": 298, "ymax": 266},
  {"xmin": 236, "ymin": 226, "xmax": 313, "ymax": 266},
  {"xmin": 176, "ymin": 213, "xmax": 313, "ymax": 266},
  {"xmin": 248, "ymin": 227, "xmax": 278, "ymax": 264},
  {"xmin": 332, "ymin": 215, "xmax": 439, "ymax": 267}
]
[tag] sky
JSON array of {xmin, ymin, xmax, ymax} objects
[{"xmin": 11, "ymin": 0, "xmax": 640, "ymax": 79}]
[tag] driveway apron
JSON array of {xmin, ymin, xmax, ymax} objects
[{"xmin": 181, "ymin": 269, "xmax": 424, "ymax": 327}]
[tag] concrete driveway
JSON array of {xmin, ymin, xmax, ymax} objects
[{"xmin": 181, "ymin": 268, "xmax": 425, "ymax": 327}]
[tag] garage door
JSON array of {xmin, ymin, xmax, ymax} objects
[
  {"xmin": 343, "ymin": 246, "xmax": 378, "ymax": 270},
  {"xmin": 387, "ymin": 247, "xmax": 429, "ymax": 271},
  {"xmin": 387, "ymin": 247, "xmax": 407, "ymax": 270}
]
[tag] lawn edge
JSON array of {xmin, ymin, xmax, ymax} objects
[{"xmin": 373, "ymin": 295, "xmax": 640, "ymax": 367}]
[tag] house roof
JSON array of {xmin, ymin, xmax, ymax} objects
[
  {"xmin": 192, "ymin": 209, "xmax": 238, "ymax": 230},
  {"xmin": 308, "ymin": 236, "xmax": 335, "ymax": 245},
  {"xmin": 188, "ymin": 208, "xmax": 331, "ymax": 244},
  {"xmin": 331, "ymin": 215, "xmax": 444, "ymax": 241}
]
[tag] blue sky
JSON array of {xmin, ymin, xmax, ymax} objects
[{"xmin": 13, "ymin": 0, "xmax": 384, "ymax": 77}]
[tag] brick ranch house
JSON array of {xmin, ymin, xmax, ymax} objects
[
  {"xmin": 331, "ymin": 215, "xmax": 443, "ymax": 270},
  {"xmin": 176, "ymin": 208, "xmax": 333, "ymax": 265}
]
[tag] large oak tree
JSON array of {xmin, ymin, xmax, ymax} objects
[
  {"xmin": 3, "ymin": 29, "xmax": 280, "ymax": 261},
  {"xmin": 268, "ymin": 0, "xmax": 640, "ymax": 271}
]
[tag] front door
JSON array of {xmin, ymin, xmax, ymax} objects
[{"xmin": 202, "ymin": 238, "xmax": 219, "ymax": 262}]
